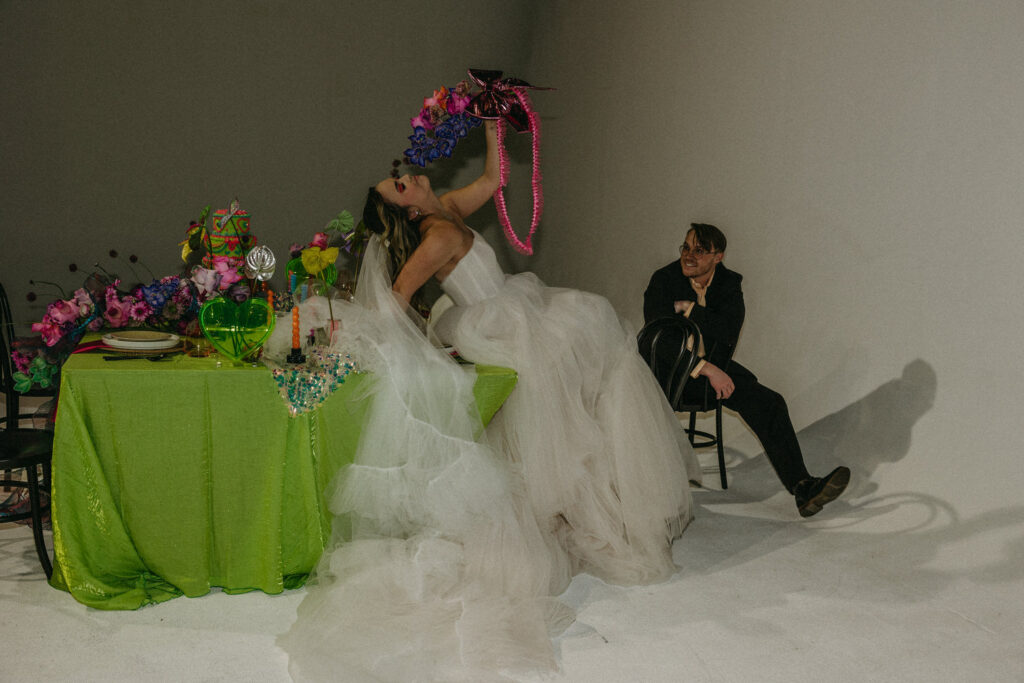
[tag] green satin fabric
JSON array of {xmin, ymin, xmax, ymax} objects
[{"xmin": 47, "ymin": 351, "xmax": 517, "ymax": 610}]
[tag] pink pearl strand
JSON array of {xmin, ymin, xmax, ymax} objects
[{"xmin": 492, "ymin": 90, "xmax": 544, "ymax": 255}]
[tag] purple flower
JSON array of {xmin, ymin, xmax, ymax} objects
[
  {"xmin": 103, "ymin": 298, "xmax": 129, "ymax": 328},
  {"xmin": 31, "ymin": 320, "xmax": 65, "ymax": 347},
  {"xmin": 226, "ymin": 282, "xmax": 251, "ymax": 303},
  {"xmin": 12, "ymin": 350, "xmax": 33, "ymax": 375},
  {"xmin": 46, "ymin": 299, "xmax": 79, "ymax": 325},
  {"xmin": 212, "ymin": 258, "xmax": 244, "ymax": 288},
  {"xmin": 128, "ymin": 300, "xmax": 153, "ymax": 322},
  {"xmin": 310, "ymin": 231, "xmax": 330, "ymax": 249},
  {"xmin": 447, "ymin": 91, "xmax": 470, "ymax": 115},
  {"xmin": 72, "ymin": 288, "xmax": 94, "ymax": 317},
  {"xmin": 410, "ymin": 109, "xmax": 433, "ymax": 131},
  {"xmin": 404, "ymin": 127, "xmax": 433, "ymax": 167},
  {"xmin": 191, "ymin": 267, "xmax": 220, "ymax": 296}
]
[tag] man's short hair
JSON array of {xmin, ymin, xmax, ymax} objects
[{"xmin": 689, "ymin": 223, "xmax": 727, "ymax": 253}]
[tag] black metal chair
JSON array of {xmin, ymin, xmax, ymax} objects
[
  {"xmin": 0, "ymin": 431, "xmax": 53, "ymax": 578},
  {"xmin": 0, "ymin": 282, "xmax": 54, "ymax": 578},
  {"xmin": 0, "ymin": 283, "xmax": 58, "ymax": 430},
  {"xmin": 638, "ymin": 316, "xmax": 728, "ymax": 489}
]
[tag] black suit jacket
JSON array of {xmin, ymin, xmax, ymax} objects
[{"xmin": 643, "ymin": 261, "xmax": 745, "ymax": 370}]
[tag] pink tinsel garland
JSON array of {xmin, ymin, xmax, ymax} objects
[{"xmin": 492, "ymin": 90, "xmax": 543, "ymax": 256}]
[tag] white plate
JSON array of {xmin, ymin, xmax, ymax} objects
[
  {"xmin": 102, "ymin": 333, "xmax": 180, "ymax": 350},
  {"xmin": 106, "ymin": 330, "xmax": 175, "ymax": 342}
]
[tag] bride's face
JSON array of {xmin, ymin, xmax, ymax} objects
[{"xmin": 375, "ymin": 174, "xmax": 432, "ymax": 209}]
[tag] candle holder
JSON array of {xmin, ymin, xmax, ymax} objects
[{"xmin": 288, "ymin": 304, "xmax": 306, "ymax": 364}]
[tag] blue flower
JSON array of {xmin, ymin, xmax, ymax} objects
[
  {"xmin": 140, "ymin": 280, "xmax": 171, "ymax": 310},
  {"xmin": 447, "ymin": 112, "xmax": 475, "ymax": 139},
  {"xmin": 432, "ymin": 126, "xmax": 457, "ymax": 159},
  {"xmin": 404, "ymin": 127, "xmax": 434, "ymax": 167}
]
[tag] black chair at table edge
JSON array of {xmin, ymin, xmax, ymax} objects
[
  {"xmin": 637, "ymin": 316, "xmax": 729, "ymax": 490},
  {"xmin": 0, "ymin": 282, "xmax": 54, "ymax": 578},
  {"xmin": 0, "ymin": 284, "xmax": 58, "ymax": 431}
]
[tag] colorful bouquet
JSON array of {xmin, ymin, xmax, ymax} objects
[
  {"xmin": 14, "ymin": 202, "xmax": 259, "ymax": 393},
  {"xmin": 403, "ymin": 80, "xmax": 482, "ymax": 167},
  {"xmin": 12, "ymin": 273, "xmax": 215, "ymax": 392}
]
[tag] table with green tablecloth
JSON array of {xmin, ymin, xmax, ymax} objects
[{"xmin": 47, "ymin": 350, "xmax": 517, "ymax": 610}]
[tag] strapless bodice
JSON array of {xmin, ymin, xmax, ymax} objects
[{"xmin": 439, "ymin": 230, "xmax": 505, "ymax": 306}]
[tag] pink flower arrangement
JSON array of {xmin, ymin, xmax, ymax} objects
[
  {"xmin": 309, "ymin": 232, "xmax": 330, "ymax": 249},
  {"xmin": 211, "ymin": 257, "xmax": 245, "ymax": 288}
]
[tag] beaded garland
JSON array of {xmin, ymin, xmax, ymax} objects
[{"xmin": 270, "ymin": 348, "xmax": 357, "ymax": 416}]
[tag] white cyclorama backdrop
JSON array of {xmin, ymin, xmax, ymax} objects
[
  {"xmin": 522, "ymin": 0, "xmax": 1024, "ymax": 534},
  {"xmin": 3, "ymin": 0, "xmax": 1022, "ymax": 572}
]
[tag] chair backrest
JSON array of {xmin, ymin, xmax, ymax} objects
[
  {"xmin": 637, "ymin": 316, "xmax": 702, "ymax": 410},
  {"xmin": 0, "ymin": 282, "xmax": 20, "ymax": 425}
]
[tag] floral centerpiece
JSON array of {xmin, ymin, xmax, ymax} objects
[{"xmin": 12, "ymin": 203, "xmax": 259, "ymax": 393}]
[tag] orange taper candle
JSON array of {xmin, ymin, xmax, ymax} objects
[
  {"xmin": 291, "ymin": 305, "xmax": 300, "ymax": 349},
  {"xmin": 266, "ymin": 289, "xmax": 275, "ymax": 325}
]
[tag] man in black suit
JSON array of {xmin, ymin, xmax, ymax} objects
[{"xmin": 643, "ymin": 223, "xmax": 849, "ymax": 517}]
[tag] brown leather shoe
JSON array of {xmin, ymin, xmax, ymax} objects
[{"xmin": 795, "ymin": 466, "xmax": 850, "ymax": 518}]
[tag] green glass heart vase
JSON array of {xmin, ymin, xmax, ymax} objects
[{"xmin": 198, "ymin": 296, "xmax": 275, "ymax": 364}]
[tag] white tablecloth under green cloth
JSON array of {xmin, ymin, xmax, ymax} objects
[{"xmin": 47, "ymin": 351, "xmax": 517, "ymax": 610}]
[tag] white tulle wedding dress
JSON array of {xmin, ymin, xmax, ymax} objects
[{"xmin": 278, "ymin": 232, "xmax": 701, "ymax": 682}]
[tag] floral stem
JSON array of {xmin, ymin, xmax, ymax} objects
[
  {"xmin": 29, "ymin": 280, "xmax": 67, "ymax": 299},
  {"xmin": 323, "ymin": 273, "xmax": 335, "ymax": 338},
  {"xmin": 92, "ymin": 262, "xmax": 116, "ymax": 280}
]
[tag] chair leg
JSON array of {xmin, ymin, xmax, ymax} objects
[
  {"xmin": 716, "ymin": 403, "xmax": 727, "ymax": 490},
  {"xmin": 687, "ymin": 412, "xmax": 697, "ymax": 445},
  {"xmin": 25, "ymin": 465, "xmax": 52, "ymax": 579}
]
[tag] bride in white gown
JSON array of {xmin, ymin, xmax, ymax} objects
[{"xmin": 278, "ymin": 120, "xmax": 701, "ymax": 682}]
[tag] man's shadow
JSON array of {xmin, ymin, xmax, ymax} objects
[
  {"xmin": 697, "ymin": 358, "xmax": 937, "ymax": 503},
  {"xmin": 796, "ymin": 358, "xmax": 937, "ymax": 498}
]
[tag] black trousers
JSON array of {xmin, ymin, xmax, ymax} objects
[{"xmin": 682, "ymin": 362, "xmax": 811, "ymax": 493}]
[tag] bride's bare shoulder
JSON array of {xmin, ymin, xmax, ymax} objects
[{"xmin": 422, "ymin": 214, "xmax": 473, "ymax": 249}]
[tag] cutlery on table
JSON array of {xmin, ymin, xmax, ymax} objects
[{"xmin": 102, "ymin": 352, "xmax": 179, "ymax": 362}]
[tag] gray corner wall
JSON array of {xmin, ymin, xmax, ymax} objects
[
  {"xmin": 4, "ymin": 2, "xmax": 1023, "ymax": 518},
  {"xmin": 1, "ymin": 0, "xmax": 535, "ymax": 315},
  {"xmin": 524, "ymin": 0, "xmax": 1024, "ymax": 515}
]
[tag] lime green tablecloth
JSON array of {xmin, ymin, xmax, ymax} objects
[{"xmin": 48, "ymin": 351, "xmax": 517, "ymax": 610}]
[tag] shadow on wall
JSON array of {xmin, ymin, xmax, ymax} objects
[
  {"xmin": 798, "ymin": 358, "xmax": 937, "ymax": 498},
  {"xmin": 707, "ymin": 358, "xmax": 937, "ymax": 503},
  {"xmin": 680, "ymin": 358, "xmax": 1024, "ymax": 601}
]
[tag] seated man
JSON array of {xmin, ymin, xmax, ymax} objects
[{"xmin": 643, "ymin": 223, "xmax": 849, "ymax": 517}]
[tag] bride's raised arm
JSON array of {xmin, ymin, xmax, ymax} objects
[{"xmin": 440, "ymin": 120, "xmax": 499, "ymax": 219}]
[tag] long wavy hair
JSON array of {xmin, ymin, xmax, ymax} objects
[
  {"xmin": 361, "ymin": 187, "xmax": 423, "ymax": 278},
  {"xmin": 361, "ymin": 187, "xmax": 427, "ymax": 309}
]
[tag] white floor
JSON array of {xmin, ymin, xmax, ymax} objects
[{"xmin": 3, "ymin": 410, "xmax": 1023, "ymax": 682}]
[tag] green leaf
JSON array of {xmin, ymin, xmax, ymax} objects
[
  {"xmin": 13, "ymin": 372, "xmax": 33, "ymax": 393},
  {"xmin": 326, "ymin": 210, "xmax": 354, "ymax": 234}
]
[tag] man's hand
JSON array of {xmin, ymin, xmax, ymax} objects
[
  {"xmin": 699, "ymin": 362, "xmax": 734, "ymax": 399},
  {"xmin": 674, "ymin": 299, "xmax": 694, "ymax": 314}
]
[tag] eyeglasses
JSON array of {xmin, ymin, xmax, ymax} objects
[{"xmin": 679, "ymin": 243, "xmax": 717, "ymax": 258}]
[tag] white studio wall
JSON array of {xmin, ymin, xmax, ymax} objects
[
  {"xmin": 3, "ymin": 1, "xmax": 1023, "ymax": 540},
  {"xmin": 3, "ymin": 3, "xmax": 1024, "ymax": 680},
  {"xmin": 524, "ymin": 0, "xmax": 1024, "ymax": 526}
]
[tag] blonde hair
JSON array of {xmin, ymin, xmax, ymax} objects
[
  {"xmin": 362, "ymin": 187, "xmax": 423, "ymax": 277},
  {"xmin": 361, "ymin": 187, "xmax": 426, "ymax": 308}
]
